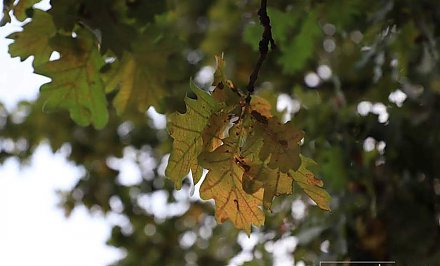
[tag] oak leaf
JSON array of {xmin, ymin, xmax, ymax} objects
[
  {"xmin": 7, "ymin": 9, "xmax": 56, "ymax": 66},
  {"xmin": 166, "ymin": 82, "xmax": 221, "ymax": 189},
  {"xmin": 292, "ymin": 156, "xmax": 331, "ymax": 211},
  {"xmin": 257, "ymin": 116, "xmax": 304, "ymax": 172},
  {"xmin": 36, "ymin": 30, "xmax": 109, "ymax": 129},
  {"xmin": 199, "ymin": 124, "xmax": 265, "ymax": 234}
]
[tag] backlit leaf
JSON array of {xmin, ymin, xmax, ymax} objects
[
  {"xmin": 7, "ymin": 9, "xmax": 56, "ymax": 66},
  {"xmin": 257, "ymin": 116, "xmax": 304, "ymax": 172},
  {"xmin": 211, "ymin": 55, "xmax": 241, "ymax": 105},
  {"xmin": 292, "ymin": 156, "xmax": 331, "ymax": 211},
  {"xmin": 105, "ymin": 28, "xmax": 178, "ymax": 114},
  {"xmin": 166, "ymin": 82, "xmax": 221, "ymax": 189},
  {"xmin": 14, "ymin": 0, "xmax": 40, "ymax": 21},
  {"xmin": 36, "ymin": 30, "xmax": 109, "ymax": 129},
  {"xmin": 199, "ymin": 124, "xmax": 265, "ymax": 234},
  {"xmin": 202, "ymin": 109, "xmax": 230, "ymax": 152},
  {"xmin": 243, "ymin": 162, "xmax": 293, "ymax": 210}
]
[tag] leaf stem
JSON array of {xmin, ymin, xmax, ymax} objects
[{"xmin": 246, "ymin": 0, "xmax": 276, "ymax": 104}]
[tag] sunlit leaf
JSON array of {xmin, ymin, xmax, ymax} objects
[
  {"xmin": 243, "ymin": 162, "xmax": 293, "ymax": 210},
  {"xmin": 166, "ymin": 81, "xmax": 221, "ymax": 189},
  {"xmin": 292, "ymin": 156, "xmax": 331, "ymax": 211},
  {"xmin": 199, "ymin": 124, "xmax": 265, "ymax": 234},
  {"xmin": 211, "ymin": 55, "xmax": 242, "ymax": 106},
  {"xmin": 7, "ymin": 9, "xmax": 56, "ymax": 66},
  {"xmin": 36, "ymin": 29, "xmax": 109, "ymax": 129},
  {"xmin": 257, "ymin": 115, "xmax": 304, "ymax": 172},
  {"xmin": 105, "ymin": 27, "xmax": 179, "ymax": 114},
  {"xmin": 202, "ymin": 109, "xmax": 230, "ymax": 152}
]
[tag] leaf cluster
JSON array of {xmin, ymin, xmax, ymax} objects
[{"xmin": 166, "ymin": 57, "xmax": 330, "ymax": 233}]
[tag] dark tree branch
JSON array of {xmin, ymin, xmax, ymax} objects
[{"xmin": 246, "ymin": 0, "xmax": 276, "ymax": 104}]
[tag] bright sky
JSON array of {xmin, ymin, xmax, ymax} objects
[{"xmin": 0, "ymin": 3, "xmax": 123, "ymax": 265}]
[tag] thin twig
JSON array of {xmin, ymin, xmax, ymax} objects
[{"xmin": 246, "ymin": 0, "xmax": 276, "ymax": 104}]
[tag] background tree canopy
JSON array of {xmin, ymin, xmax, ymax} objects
[{"xmin": 1, "ymin": 0, "xmax": 440, "ymax": 265}]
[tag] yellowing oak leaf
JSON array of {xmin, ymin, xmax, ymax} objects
[
  {"xmin": 243, "ymin": 163, "xmax": 294, "ymax": 210},
  {"xmin": 257, "ymin": 116, "xmax": 304, "ymax": 172},
  {"xmin": 202, "ymin": 109, "xmax": 230, "ymax": 152},
  {"xmin": 105, "ymin": 28, "xmax": 178, "ymax": 114},
  {"xmin": 211, "ymin": 55, "xmax": 241, "ymax": 105},
  {"xmin": 292, "ymin": 156, "xmax": 331, "ymax": 211},
  {"xmin": 199, "ymin": 124, "xmax": 265, "ymax": 234},
  {"xmin": 104, "ymin": 52, "xmax": 165, "ymax": 115},
  {"xmin": 166, "ymin": 82, "xmax": 221, "ymax": 189},
  {"xmin": 36, "ymin": 30, "xmax": 109, "ymax": 129},
  {"xmin": 7, "ymin": 9, "xmax": 56, "ymax": 66},
  {"xmin": 250, "ymin": 96, "xmax": 273, "ymax": 119},
  {"xmin": 240, "ymin": 122, "xmax": 294, "ymax": 210}
]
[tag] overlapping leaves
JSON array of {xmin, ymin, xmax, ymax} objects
[{"xmin": 166, "ymin": 58, "xmax": 331, "ymax": 233}]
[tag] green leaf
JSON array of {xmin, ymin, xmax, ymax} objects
[
  {"xmin": 7, "ymin": 9, "xmax": 56, "ymax": 66},
  {"xmin": 14, "ymin": 0, "xmax": 40, "ymax": 21},
  {"xmin": 293, "ymin": 85, "xmax": 321, "ymax": 109},
  {"xmin": 105, "ymin": 27, "xmax": 179, "ymax": 114},
  {"xmin": 36, "ymin": 29, "xmax": 109, "ymax": 129},
  {"xmin": 267, "ymin": 7, "xmax": 297, "ymax": 45},
  {"xmin": 165, "ymin": 81, "xmax": 221, "ymax": 189},
  {"xmin": 243, "ymin": 22, "xmax": 262, "ymax": 51},
  {"xmin": 199, "ymin": 124, "xmax": 265, "ymax": 234},
  {"xmin": 278, "ymin": 12, "xmax": 321, "ymax": 74},
  {"xmin": 292, "ymin": 156, "xmax": 332, "ymax": 211},
  {"xmin": 1, "ymin": 0, "xmax": 13, "ymax": 26}
]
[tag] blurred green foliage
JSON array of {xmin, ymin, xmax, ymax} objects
[{"xmin": 1, "ymin": 0, "xmax": 440, "ymax": 265}]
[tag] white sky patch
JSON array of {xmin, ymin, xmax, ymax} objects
[
  {"xmin": 0, "ymin": 19, "xmax": 49, "ymax": 110},
  {"xmin": 228, "ymin": 232, "xmax": 260, "ymax": 266},
  {"xmin": 107, "ymin": 147, "xmax": 142, "ymax": 186},
  {"xmin": 49, "ymin": 50, "xmax": 60, "ymax": 61},
  {"xmin": 33, "ymin": 0, "xmax": 51, "ymax": 11},
  {"xmin": 304, "ymin": 72, "xmax": 320, "ymax": 88},
  {"xmin": 291, "ymin": 198, "xmax": 306, "ymax": 220},
  {"xmin": 137, "ymin": 190, "xmax": 190, "ymax": 219},
  {"xmin": 272, "ymin": 236, "xmax": 298, "ymax": 266},
  {"xmin": 190, "ymin": 169, "xmax": 208, "ymax": 201},
  {"xmin": 357, "ymin": 101, "xmax": 372, "ymax": 116},
  {"xmin": 357, "ymin": 101, "xmax": 389, "ymax": 123},
  {"xmin": 277, "ymin": 94, "xmax": 300, "ymax": 122},
  {"xmin": 195, "ymin": 66, "xmax": 214, "ymax": 85},
  {"xmin": 388, "ymin": 89, "xmax": 407, "ymax": 107},
  {"xmin": 146, "ymin": 106, "xmax": 166, "ymax": 129},
  {"xmin": 363, "ymin": 137, "xmax": 376, "ymax": 152},
  {"xmin": 317, "ymin": 65, "xmax": 332, "ymax": 80},
  {"xmin": 0, "ymin": 145, "xmax": 123, "ymax": 266},
  {"xmin": 371, "ymin": 102, "xmax": 389, "ymax": 123}
]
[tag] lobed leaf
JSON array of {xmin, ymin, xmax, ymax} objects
[
  {"xmin": 36, "ymin": 29, "xmax": 109, "ymax": 129},
  {"xmin": 257, "ymin": 116, "xmax": 304, "ymax": 173},
  {"xmin": 14, "ymin": 0, "xmax": 40, "ymax": 21},
  {"xmin": 199, "ymin": 124, "xmax": 265, "ymax": 234},
  {"xmin": 165, "ymin": 82, "xmax": 221, "ymax": 189},
  {"xmin": 292, "ymin": 156, "xmax": 332, "ymax": 211},
  {"xmin": 7, "ymin": 9, "xmax": 56, "ymax": 67},
  {"xmin": 105, "ymin": 28, "xmax": 178, "ymax": 114}
]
